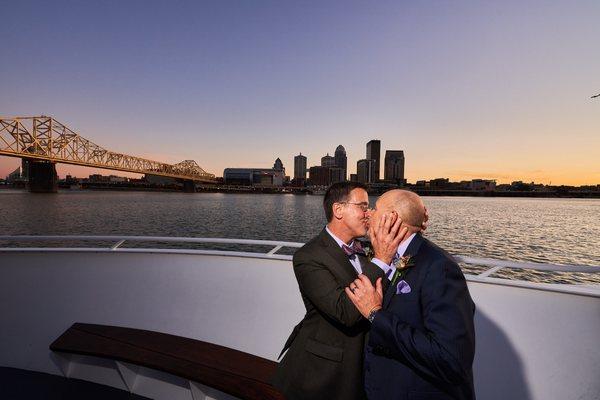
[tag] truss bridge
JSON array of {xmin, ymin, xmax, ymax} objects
[{"xmin": 0, "ymin": 116, "xmax": 216, "ymax": 192}]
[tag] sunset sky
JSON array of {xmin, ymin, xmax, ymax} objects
[{"xmin": 1, "ymin": 0, "xmax": 599, "ymax": 185}]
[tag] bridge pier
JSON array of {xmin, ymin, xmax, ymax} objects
[
  {"xmin": 182, "ymin": 180, "xmax": 196, "ymax": 193},
  {"xmin": 27, "ymin": 159, "xmax": 58, "ymax": 193}
]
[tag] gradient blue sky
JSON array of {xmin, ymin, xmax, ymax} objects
[{"xmin": 1, "ymin": 0, "xmax": 599, "ymax": 184}]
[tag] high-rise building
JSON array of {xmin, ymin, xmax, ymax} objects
[
  {"xmin": 356, "ymin": 159, "xmax": 376, "ymax": 184},
  {"xmin": 384, "ymin": 150, "xmax": 405, "ymax": 185},
  {"xmin": 329, "ymin": 167, "xmax": 345, "ymax": 184},
  {"xmin": 294, "ymin": 153, "xmax": 307, "ymax": 179},
  {"xmin": 308, "ymin": 166, "xmax": 330, "ymax": 186},
  {"xmin": 273, "ymin": 158, "xmax": 284, "ymax": 173},
  {"xmin": 308, "ymin": 166, "xmax": 345, "ymax": 186},
  {"xmin": 321, "ymin": 153, "xmax": 336, "ymax": 167},
  {"xmin": 334, "ymin": 145, "xmax": 347, "ymax": 181},
  {"xmin": 366, "ymin": 140, "xmax": 381, "ymax": 182}
]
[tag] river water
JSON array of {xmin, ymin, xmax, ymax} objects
[{"xmin": 1, "ymin": 190, "xmax": 599, "ymax": 284}]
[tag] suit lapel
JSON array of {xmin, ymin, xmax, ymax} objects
[
  {"xmin": 382, "ymin": 275, "xmax": 397, "ymax": 309},
  {"xmin": 383, "ymin": 233, "xmax": 425, "ymax": 309},
  {"xmin": 358, "ymin": 255, "xmax": 379, "ymax": 279},
  {"xmin": 319, "ymin": 229, "xmax": 359, "ymax": 285}
]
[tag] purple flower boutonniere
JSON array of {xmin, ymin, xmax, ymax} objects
[{"xmin": 390, "ymin": 254, "xmax": 415, "ymax": 285}]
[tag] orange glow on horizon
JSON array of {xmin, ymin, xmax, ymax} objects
[{"xmin": 1, "ymin": 157, "xmax": 597, "ymax": 186}]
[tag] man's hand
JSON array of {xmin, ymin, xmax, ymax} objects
[
  {"xmin": 345, "ymin": 275, "xmax": 383, "ymax": 319},
  {"xmin": 369, "ymin": 212, "xmax": 409, "ymax": 265}
]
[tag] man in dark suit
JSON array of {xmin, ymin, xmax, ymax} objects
[
  {"xmin": 347, "ymin": 190, "xmax": 476, "ymax": 400},
  {"xmin": 273, "ymin": 182, "xmax": 408, "ymax": 400}
]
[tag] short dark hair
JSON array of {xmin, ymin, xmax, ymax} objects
[{"xmin": 323, "ymin": 182, "xmax": 368, "ymax": 222}]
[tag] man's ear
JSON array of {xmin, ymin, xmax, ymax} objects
[{"xmin": 332, "ymin": 202, "xmax": 344, "ymax": 220}]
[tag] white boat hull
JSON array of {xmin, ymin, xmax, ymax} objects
[{"xmin": 1, "ymin": 250, "xmax": 599, "ymax": 399}]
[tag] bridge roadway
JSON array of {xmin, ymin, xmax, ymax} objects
[{"xmin": 0, "ymin": 116, "xmax": 216, "ymax": 192}]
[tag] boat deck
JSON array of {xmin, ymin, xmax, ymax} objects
[{"xmin": 1, "ymin": 236, "xmax": 598, "ymax": 399}]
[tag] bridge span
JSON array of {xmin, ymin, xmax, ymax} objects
[{"xmin": 0, "ymin": 116, "xmax": 215, "ymax": 192}]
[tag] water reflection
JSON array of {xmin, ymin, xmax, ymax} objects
[{"xmin": 1, "ymin": 190, "xmax": 598, "ymax": 282}]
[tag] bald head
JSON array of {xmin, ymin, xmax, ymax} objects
[{"xmin": 376, "ymin": 190, "xmax": 426, "ymax": 228}]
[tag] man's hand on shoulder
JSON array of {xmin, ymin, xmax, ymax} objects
[{"xmin": 345, "ymin": 275, "xmax": 383, "ymax": 319}]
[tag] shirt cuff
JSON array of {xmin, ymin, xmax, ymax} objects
[{"xmin": 371, "ymin": 258, "xmax": 393, "ymax": 280}]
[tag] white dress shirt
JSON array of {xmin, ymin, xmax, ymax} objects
[{"xmin": 325, "ymin": 226, "xmax": 363, "ymax": 274}]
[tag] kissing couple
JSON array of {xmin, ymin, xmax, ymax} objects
[{"xmin": 273, "ymin": 182, "xmax": 476, "ymax": 400}]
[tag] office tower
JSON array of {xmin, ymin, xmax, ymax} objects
[
  {"xmin": 334, "ymin": 145, "xmax": 347, "ymax": 180},
  {"xmin": 329, "ymin": 167, "xmax": 344, "ymax": 184},
  {"xmin": 309, "ymin": 166, "xmax": 330, "ymax": 186},
  {"xmin": 321, "ymin": 153, "xmax": 335, "ymax": 167},
  {"xmin": 384, "ymin": 150, "xmax": 405, "ymax": 185},
  {"xmin": 366, "ymin": 139, "xmax": 381, "ymax": 182},
  {"xmin": 273, "ymin": 158, "xmax": 284, "ymax": 172},
  {"xmin": 356, "ymin": 159, "xmax": 376, "ymax": 184},
  {"xmin": 294, "ymin": 153, "xmax": 307, "ymax": 179}
]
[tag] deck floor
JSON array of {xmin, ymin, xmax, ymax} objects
[{"xmin": 0, "ymin": 367, "xmax": 150, "ymax": 399}]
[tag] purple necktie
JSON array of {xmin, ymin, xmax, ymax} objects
[{"xmin": 342, "ymin": 241, "xmax": 365, "ymax": 258}]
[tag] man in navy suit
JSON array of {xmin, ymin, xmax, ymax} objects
[{"xmin": 346, "ymin": 190, "xmax": 476, "ymax": 400}]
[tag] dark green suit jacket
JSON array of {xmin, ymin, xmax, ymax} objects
[{"xmin": 273, "ymin": 229, "xmax": 386, "ymax": 400}]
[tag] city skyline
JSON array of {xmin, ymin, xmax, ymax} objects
[
  {"xmin": 1, "ymin": 127, "xmax": 599, "ymax": 186},
  {"xmin": 1, "ymin": 1, "xmax": 599, "ymax": 185}
]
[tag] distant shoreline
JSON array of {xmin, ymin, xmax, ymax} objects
[
  {"xmin": 1, "ymin": 185, "xmax": 599, "ymax": 198},
  {"xmin": 404, "ymin": 189, "xmax": 600, "ymax": 199}
]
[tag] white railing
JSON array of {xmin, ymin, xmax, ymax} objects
[
  {"xmin": 0, "ymin": 235, "xmax": 304, "ymax": 261},
  {"xmin": 1, "ymin": 235, "xmax": 599, "ymax": 296}
]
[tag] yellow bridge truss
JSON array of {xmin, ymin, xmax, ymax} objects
[{"xmin": 0, "ymin": 116, "xmax": 215, "ymax": 182}]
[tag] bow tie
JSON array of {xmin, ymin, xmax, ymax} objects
[{"xmin": 342, "ymin": 241, "xmax": 365, "ymax": 258}]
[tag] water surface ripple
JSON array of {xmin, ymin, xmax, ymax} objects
[{"xmin": 1, "ymin": 191, "xmax": 598, "ymax": 283}]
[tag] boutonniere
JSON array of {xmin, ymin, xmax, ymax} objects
[
  {"xmin": 391, "ymin": 254, "xmax": 415, "ymax": 284},
  {"xmin": 357, "ymin": 240, "xmax": 374, "ymax": 261},
  {"xmin": 363, "ymin": 244, "xmax": 374, "ymax": 261}
]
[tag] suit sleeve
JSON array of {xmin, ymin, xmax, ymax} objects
[
  {"xmin": 368, "ymin": 258, "xmax": 475, "ymax": 385},
  {"xmin": 293, "ymin": 250, "xmax": 383, "ymax": 327}
]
